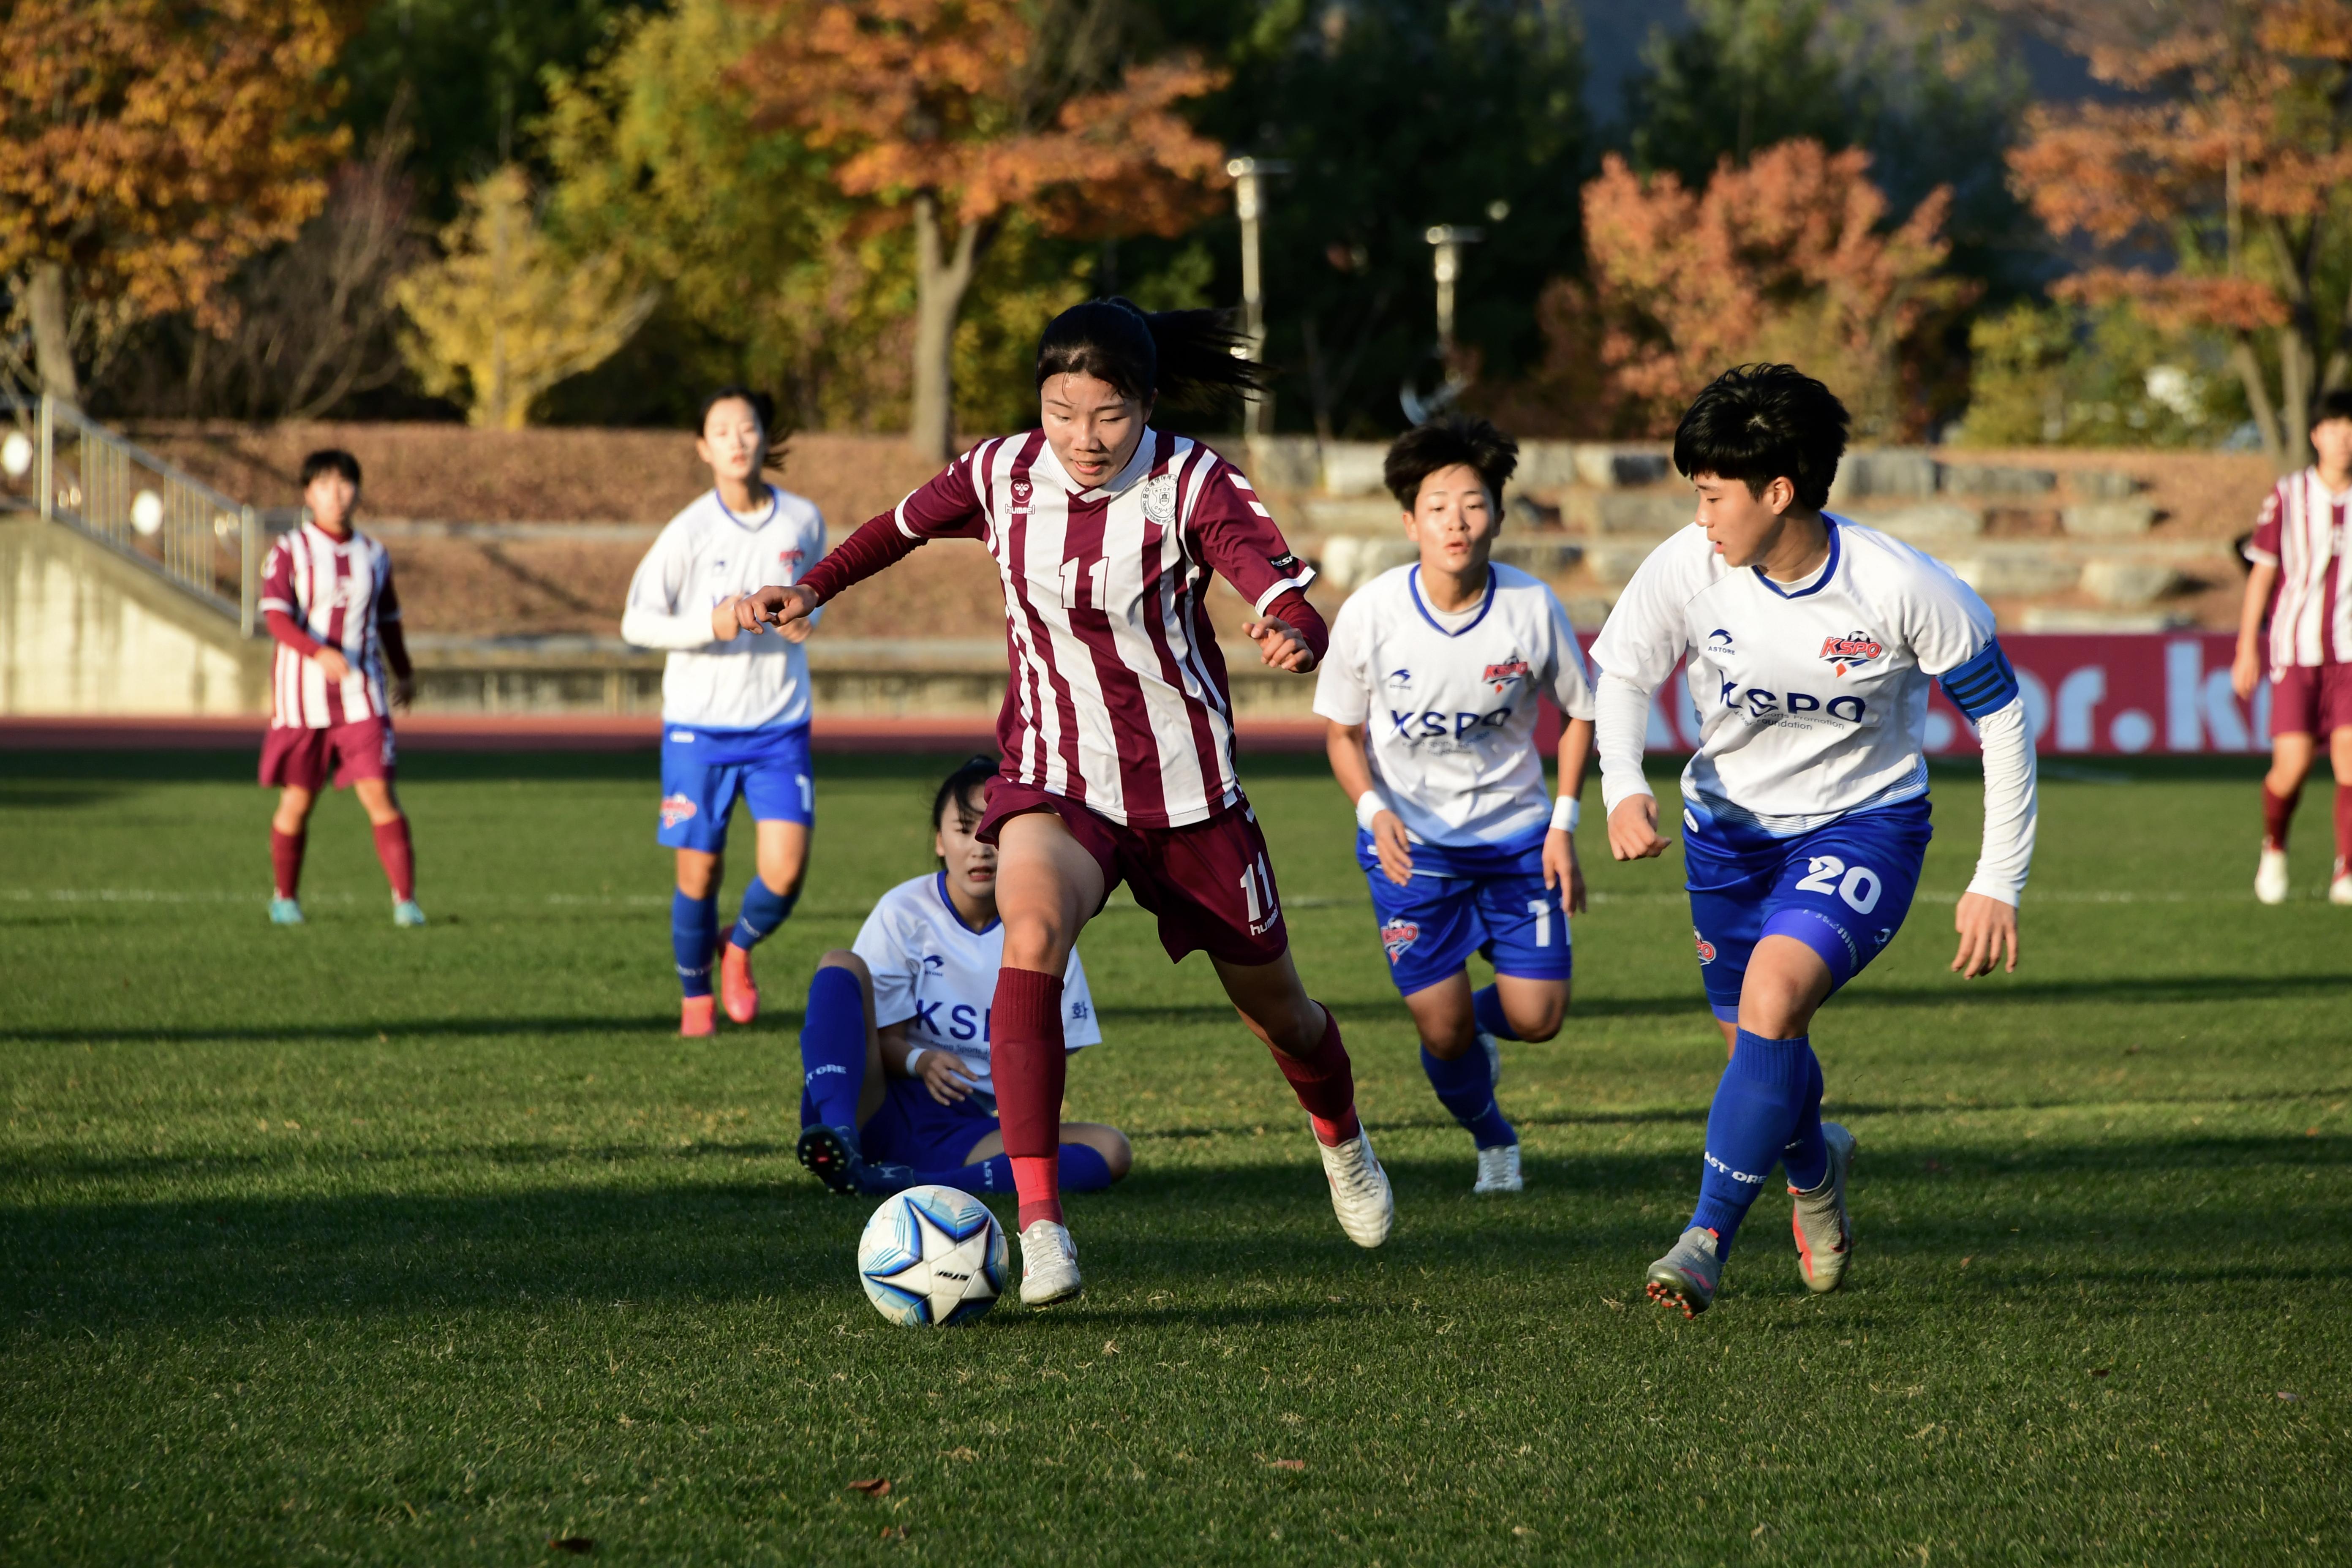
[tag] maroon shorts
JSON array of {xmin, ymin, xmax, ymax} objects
[
  {"xmin": 975, "ymin": 778, "xmax": 1290, "ymax": 966},
  {"xmin": 259, "ymin": 717, "xmax": 395, "ymax": 791},
  {"xmin": 2268, "ymin": 662, "xmax": 2352, "ymax": 739}
]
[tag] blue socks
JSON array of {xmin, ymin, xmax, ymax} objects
[
  {"xmin": 730, "ymin": 878, "xmax": 799, "ymax": 951},
  {"xmin": 1688, "ymin": 1029, "xmax": 1827, "ymax": 1258},
  {"xmin": 1472, "ymin": 985, "xmax": 1519, "ymax": 1041},
  {"xmin": 800, "ymin": 966, "xmax": 868, "ymax": 1130},
  {"xmin": 894, "ymin": 1143, "xmax": 1116, "ymax": 1196},
  {"xmin": 672, "ymin": 890, "xmax": 718, "ymax": 998},
  {"xmin": 1421, "ymin": 1045, "xmax": 1516, "ymax": 1150}
]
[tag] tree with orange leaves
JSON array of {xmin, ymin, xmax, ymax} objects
[
  {"xmin": 0, "ymin": 0, "xmax": 349, "ymax": 405},
  {"xmin": 2009, "ymin": 0, "xmax": 2352, "ymax": 469},
  {"xmin": 1525, "ymin": 141, "xmax": 1963, "ymax": 438},
  {"xmin": 732, "ymin": 0, "xmax": 1229, "ymax": 459}
]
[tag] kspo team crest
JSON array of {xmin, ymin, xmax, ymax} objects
[
  {"xmin": 1819, "ymin": 631, "xmax": 1884, "ymax": 678},
  {"xmin": 1693, "ymin": 928, "xmax": 1717, "ymax": 964},
  {"xmin": 1381, "ymin": 918, "xmax": 1420, "ymax": 964},
  {"xmin": 1481, "ymin": 654, "xmax": 1531, "ymax": 694},
  {"xmin": 659, "ymin": 794, "xmax": 699, "ymax": 830}
]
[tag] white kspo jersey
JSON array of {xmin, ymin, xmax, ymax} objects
[
  {"xmin": 1591, "ymin": 516, "xmax": 1999, "ymax": 836},
  {"xmin": 852, "ymin": 872, "xmax": 1101, "ymax": 1097},
  {"xmin": 1314, "ymin": 562, "xmax": 1596, "ymax": 849},
  {"xmin": 621, "ymin": 486, "xmax": 826, "ymax": 731}
]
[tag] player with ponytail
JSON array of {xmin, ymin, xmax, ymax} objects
[{"xmin": 738, "ymin": 298, "xmax": 1392, "ymax": 1305}]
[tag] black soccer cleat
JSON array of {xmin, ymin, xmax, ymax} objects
[{"xmin": 796, "ymin": 1123, "xmax": 867, "ymax": 1195}]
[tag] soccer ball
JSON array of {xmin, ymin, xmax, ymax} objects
[{"xmin": 857, "ymin": 1184, "xmax": 1007, "ymax": 1327}]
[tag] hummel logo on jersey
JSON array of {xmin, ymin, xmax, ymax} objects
[
  {"xmin": 1010, "ymin": 478, "xmax": 1032, "ymax": 507},
  {"xmin": 1481, "ymin": 654, "xmax": 1531, "ymax": 692},
  {"xmin": 1381, "ymin": 918, "xmax": 1420, "ymax": 963},
  {"xmin": 659, "ymin": 793, "xmax": 698, "ymax": 829},
  {"xmin": 1819, "ymin": 630, "xmax": 1885, "ymax": 677}
]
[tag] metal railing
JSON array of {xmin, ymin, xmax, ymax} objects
[{"xmin": 19, "ymin": 395, "xmax": 259, "ymax": 634}]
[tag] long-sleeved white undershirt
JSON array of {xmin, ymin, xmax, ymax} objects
[{"xmin": 1594, "ymin": 671, "xmax": 2037, "ymax": 906}]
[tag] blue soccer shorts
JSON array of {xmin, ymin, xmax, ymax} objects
[
  {"xmin": 797, "ymin": 1077, "xmax": 996, "ymax": 1170},
  {"xmin": 656, "ymin": 722, "xmax": 814, "ymax": 852},
  {"xmin": 1361, "ymin": 835, "xmax": 1573, "ymax": 998},
  {"xmin": 1682, "ymin": 795, "xmax": 1933, "ymax": 1022}
]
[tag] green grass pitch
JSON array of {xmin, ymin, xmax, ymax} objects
[{"xmin": 1, "ymin": 749, "xmax": 2345, "ymax": 1564}]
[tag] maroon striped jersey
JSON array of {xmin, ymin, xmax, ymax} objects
[
  {"xmin": 259, "ymin": 522, "xmax": 402, "ymax": 728},
  {"xmin": 863, "ymin": 429, "xmax": 1315, "ymax": 828}
]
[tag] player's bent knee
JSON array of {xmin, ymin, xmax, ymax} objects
[
  {"xmin": 1067, "ymin": 1124, "xmax": 1132, "ymax": 1180},
  {"xmin": 814, "ymin": 948, "xmax": 868, "ymax": 982}
]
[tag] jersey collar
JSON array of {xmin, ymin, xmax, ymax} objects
[
  {"xmin": 300, "ymin": 519, "xmax": 358, "ymax": 550},
  {"xmin": 933, "ymin": 871, "xmax": 1000, "ymax": 936},
  {"xmin": 1752, "ymin": 515, "xmax": 1840, "ymax": 599},
  {"xmin": 713, "ymin": 485, "xmax": 780, "ymax": 531},
  {"xmin": 1407, "ymin": 564, "xmax": 1497, "ymax": 637}
]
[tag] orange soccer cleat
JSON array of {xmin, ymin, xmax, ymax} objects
[
  {"xmin": 680, "ymin": 994, "xmax": 717, "ymax": 1037},
  {"xmin": 719, "ymin": 942, "xmax": 759, "ymax": 1025}
]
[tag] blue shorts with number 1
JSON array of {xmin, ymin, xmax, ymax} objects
[
  {"xmin": 656, "ymin": 722, "xmax": 814, "ymax": 852},
  {"xmin": 1360, "ymin": 828, "xmax": 1573, "ymax": 998},
  {"xmin": 1682, "ymin": 794, "xmax": 1933, "ymax": 1022}
]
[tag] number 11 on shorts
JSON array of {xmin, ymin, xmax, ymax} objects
[{"xmin": 1239, "ymin": 854, "xmax": 1278, "ymax": 931}]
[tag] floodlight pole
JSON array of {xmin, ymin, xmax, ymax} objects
[
  {"xmin": 1424, "ymin": 225, "xmax": 1483, "ymax": 354},
  {"xmin": 1228, "ymin": 157, "xmax": 1290, "ymax": 436}
]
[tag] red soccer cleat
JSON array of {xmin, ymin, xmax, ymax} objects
[
  {"xmin": 720, "ymin": 941, "xmax": 759, "ymax": 1025},
  {"xmin": 680, "ymin": 994, "xmax": 717, "ymax": 1037}
]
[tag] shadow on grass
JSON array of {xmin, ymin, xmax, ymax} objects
[{"xmin": 3, "ymin": 1136, "xmax": 2342, "ymax": 1334}]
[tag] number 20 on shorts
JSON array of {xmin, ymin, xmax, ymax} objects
[{"xmin": 1794, "ymin": 855, "xmax": 1882, "ymax": 913}]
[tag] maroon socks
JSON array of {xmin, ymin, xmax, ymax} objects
[
  {"xmin": 2263, "ymin": 784, "xmax": 2300, "ymax": 852},
  {"xmin": 270, "ymin": 829, "xmax": 305, "ymax": 900},
  {"xmin": 371, "ymin": 816, "xmax": 416, "ymax": 901},
  {"xmin": 1269, "ymin": 1004, "xmax": 1362, "ymax": 1147},
  {"xmin": 991, "ymin": 966, "xmax": 1068, "ymax": 1231}
]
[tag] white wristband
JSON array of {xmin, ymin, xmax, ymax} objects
[
  {"xmin": 1552, "ymin": 795, "xmax": 1581, "ymax": 832},
  {"xmin": 1355, "ymin": 790, "xmax": 1390, "ymax": 833},
  {"xmin": 902, "ymin": 1046, "xmax": 927, "ymax": 1075}
]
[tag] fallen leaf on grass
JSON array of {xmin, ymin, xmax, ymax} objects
[
  {"xmin": 546, "ymin": 1538, "xmax": 594, "ymax": 1555},
  {"xmin": 2278, "ymin": 1391, "xmax": 2300, "ymax": 1402},
  {"xmin": 846, "ymin": 1478, "xmax": 892, "ymax": 1496},
  {"xmin": 1259, "ymin": 1456, "xmax": 1306, "ymax": 1471},
  {"xmin": 1751, "ymin": 1524, "xmax": 1769, "ymax": 1539},
  {"xmin": 879, "ymin": 1525, "xmax": 908, "ymax": 1541},
  {"xmin": 1102, "ymin": 1340, "xmax": 1119, "ymax": 1356},
  {"xmin": 1512, "ymin": 1524, "xmax": 1535, "ymax": 1538},
  {"xmin": 941, "ymin": 1447, "xmax": 977, "ymax": 1462},
  {"xmin": 1959, "ymin": 1257, "xmax": 1972, "ymax": 1268},
  {"xmin": 1601, "ymin": 1297, "xmax": 1624, "ymax": 1310}
]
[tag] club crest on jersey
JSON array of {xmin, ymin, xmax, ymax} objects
[
  {"xmin": 659, "ymin": 793, "xmax": 698, "ymax": 829},
  {"xmin": 1381, "ymin": 918, "xmax": 1420, "ymax": 964},
  {"xmin": 1819, "ymin": 630, "xmax": 1885, "ymax": 677},
  {"xmin": 1693, "ymin": 928, "xmax": 1717, "ymax": 964},
  {"xmin": 1142, "ymin": 474, "xmax": 1178, "ymax": 525},
  {"xmin": 1482, "ymin": 654, "xmax": 1531, "ymax": 693},
  {"xmin": 778, "ymin": 547, "xmax": 804, "ymax": 569}
]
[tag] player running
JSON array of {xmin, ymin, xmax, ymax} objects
[
  {"xmin": 258, "ymin": 448, "xmax": 422, "ymax": 927},
  {"xmin": 2232, "ymin": 387, "xmax": 2352, "ymax": 905},
  {"xmin": 622, "ymin": 389, "xmax": 826, "ymax": 1037},
  {"xmin": 794, "ymin": 755, "xmax": 1132, "ymax": 1200},
  {"xmin": 735, "ymin": 298, "xmax": 1388, "ymax": 1307},
  {"xmin": 1592, "ymin": 364, "xmax": 2036, "ymax": 1317},
  {"xmin": 1315, "ymin": 416, "xmax": 1595, "ymax": 1195}
]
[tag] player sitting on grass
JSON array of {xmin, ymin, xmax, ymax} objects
[
  {"xmin": 1592, "ymin": 364, "xmax": 2037, "ymax": 1317},
  {"xmin": 795, "ymin": 755, "xmax": 1132, "ymax": 1199},
  {"xmin": 2232, "ymin": 387, "xmax": 2352, "ymax": 906},
  {"xmin": 1315, "ymin": 416, "xmax": 1596, "ymax": 1195},
  {"xmin": 621, "ymin": 389, "xmax": 827, "ymax": 1037},
  {"xmin": 736, "ymin": 299, "xmax": 1383, "ymax": 1308},
  {"xmin": 258, "ymin": 448, "xmax": 422, "ymax": 927}
]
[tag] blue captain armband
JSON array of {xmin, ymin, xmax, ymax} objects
[{"xmin": 1938, "ymin": 638, "xmax": 2020, "ymax": 720}]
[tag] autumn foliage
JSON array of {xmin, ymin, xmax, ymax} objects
[
  {"xmin": 0, "ymin": 0, "xmax": 349, "ymax": 389},
  {"xmin": 2008, "ymin": 0, "xmax": 2352, "ymax": 466},
  {"xmin": 1515, "ymin": 142, "xmax": 1962, "ymax": 438}
]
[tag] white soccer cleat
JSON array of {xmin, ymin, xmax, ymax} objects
[
  {"xmin": 1319, "ymin": 1127, "xmax": 1394, "ymax": 1248},
  {"xmin": 2332, "ymin": 868, "xmax": 2352, "ymax": 906},
  {"xmin": 1017, "ymin": 1219, "xmax": 1082, "ymax": 1307},
  {"xmin": 1472, "ymin": 1142, "xmax": 1524, "ymax": 1195},
  {"xmin": 1790, "ymin": 1122, "xmax": 1857, "ymax": 1294},
  {"xmin": 2256, "ymin": 847, "xmax": 2290, "ymax": 904}
]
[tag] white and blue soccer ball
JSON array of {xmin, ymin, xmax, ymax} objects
[{"xmin": 857, "ymin": 1184, "xmax": 1007, "ymax": 1328}]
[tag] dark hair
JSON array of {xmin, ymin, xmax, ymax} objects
[
  {"xmin": 299, "ymin": 449, "xmax": 361, "ymax": 487},
  {"xmin": 2315, "ymin": 389, "xmax": 2352, "ymax": 427},
  {"xmin": 1035, "ymin": 297, "xmax": 1262, "ymax": 409},
  {"xmin": 1672, "ymin": 364, "xmax": 1849, "ymax": 512},
  {"xmin": 698, "ymin": 386, "xmax": 776, "ymax": 437},
  {"xmin": 931, "ymin": 754, "xmax": 999, "ymax": 841},
  {"xmin": 1384, "ymin": 415, "xmax": 1519, "ymax": 509}
]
